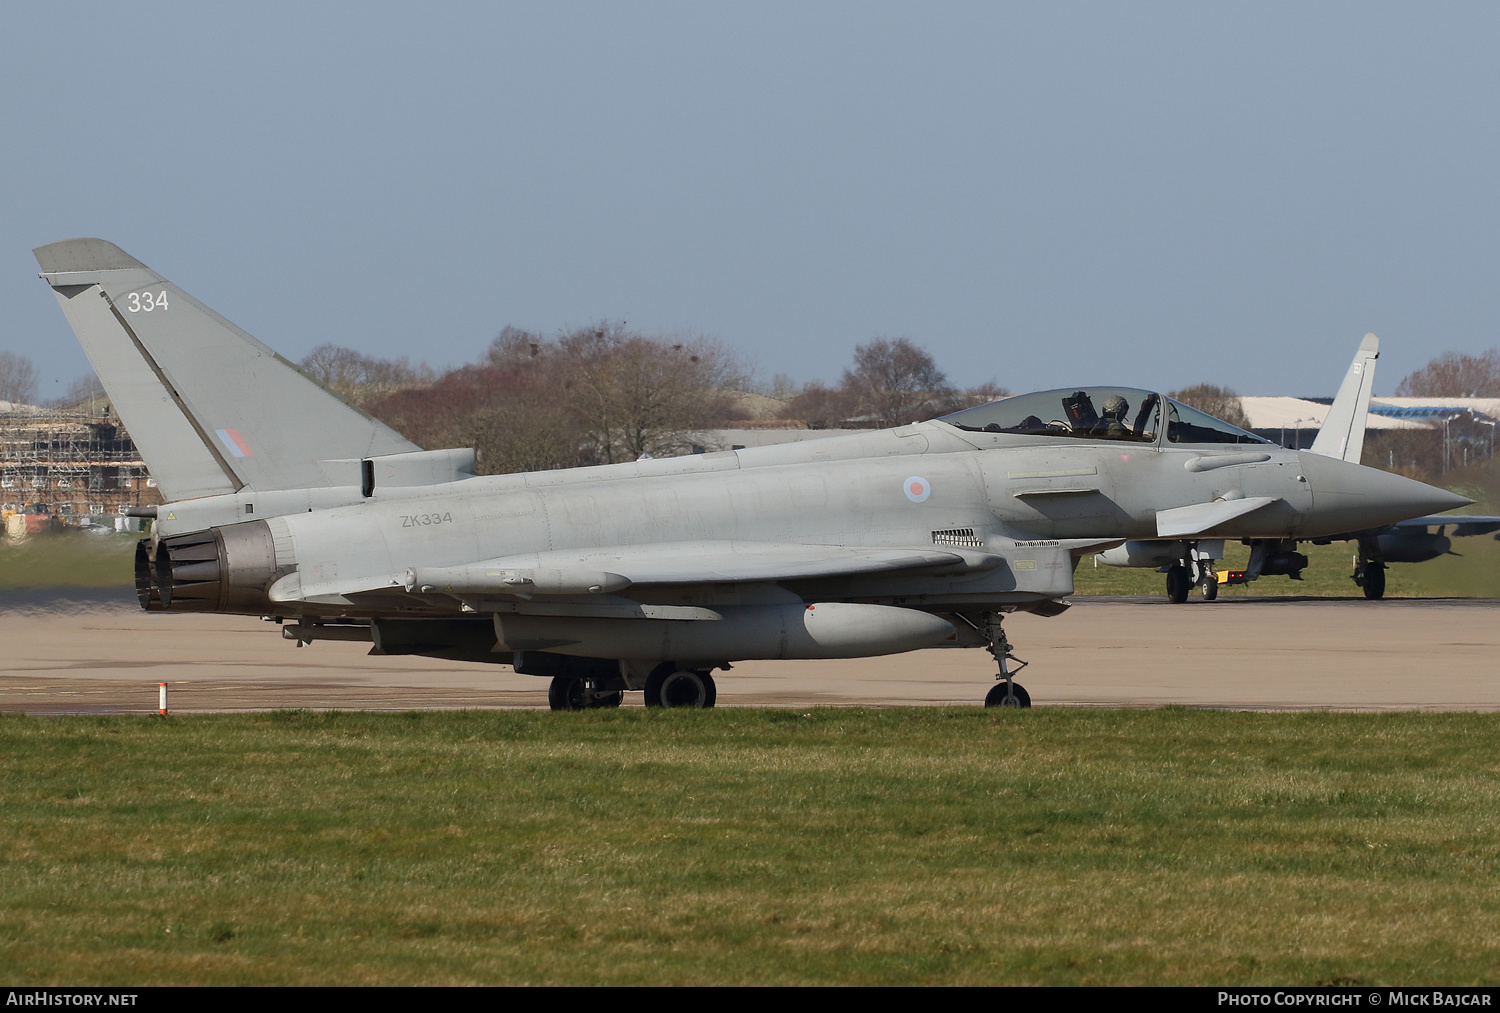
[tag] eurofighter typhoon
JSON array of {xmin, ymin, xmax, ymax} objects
[
  {"xmin": 34, "ymin": 239, "xmax": 1470, "ymax": 708},
  {"xmin": 1096, "ymin": 334, "xmax": 1500, "ymax": 601}
]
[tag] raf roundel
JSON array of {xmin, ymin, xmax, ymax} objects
[{"xmin": 903, "ymin": 476, "xmax": 931, "ymax": 503}]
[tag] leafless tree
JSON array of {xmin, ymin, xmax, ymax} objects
[
  {"xmin": 300, "ymin": 344, "xmax": 434, "ymax": 405},
  {"xmin": 558, "ymin": 323, "xmax": 746, "ymax": 463},
  {"xmin": 842, "ymin": 337, "xmax": 954, "ymax": 426},
  {"xmin": 371, "ymin": 361, "xmax": 585, "ymax": 475},
  {"xmin": 1395, "ymin": 350, "xmax": 1500, "ymax": 398},
  {"xmin": 780, "ymin": 381, "xmax": 861, "ymax": 429},
  {"xmin": 1168, "ymin": 383, "xmax": 1253, "ymax": 430},
  {"xmin": 485, "ymin": 326, "xmax": 549, "ymax": 373},
  {"xmin": 780, "ymin": 342, "xmax": 999, "ymax": 427},
  {"xmin": 366, "ymin": 322, "xmax": 746, "ymax": 473},
  {"xmin": 0, "ymin": 351, "xmax": 39, "ymax": 404},
  {"xmin": 937, "ymin": 380, "xmax": 1010, "ymax": 415},
  {"xmin": 63, "ymin": 372, "xmax": 105, "ymax": 405}
]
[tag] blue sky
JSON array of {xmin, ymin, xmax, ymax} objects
[{"xmin": 3, "ymin": 2, "xmax": 1498, "ymax": 400}]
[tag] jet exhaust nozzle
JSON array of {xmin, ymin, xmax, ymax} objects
[{"xmin": 138, "ymin": 521, "xmax": 286, "ymax": 613}]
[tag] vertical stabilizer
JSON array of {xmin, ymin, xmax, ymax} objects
[
  {"xmin": 34, "ymin": 239, "xmax": 421, "ymax": 500},
  {"xmin": 1309, "ymin": 333, "xmax": 1379, "ymax": 464}
]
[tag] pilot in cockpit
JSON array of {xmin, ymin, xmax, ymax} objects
[{"xmin": 1099, "ymin": 394, "xmax": 1132, "ymax": 439}]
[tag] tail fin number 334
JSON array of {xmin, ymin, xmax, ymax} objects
[{"xmin": 125, "ymin": 291, "xmax": 169, "ymax": 312}]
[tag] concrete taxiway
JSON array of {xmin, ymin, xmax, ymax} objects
[{"xmin": 0, "ymin": 591, "xmax": 1496, "ymax": 714}]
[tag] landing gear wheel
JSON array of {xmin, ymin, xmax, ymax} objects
[
  {"xmin": 644, "ymin": 667, "xmax": 717, "ymax": 709},
  {"xmin": 1199, "ymin": 570, "xmax": 1219, "ymax": 601},
  {"xmin": 548, "ymin": 676, "xmax": 624, "ymax": 711},
  {"xmin": 984, "ymin": 682, "xmax": 1031, "ymax": 708},
  {"xmin": 548, "ymin": 676, "xmax": 586, "ymax": 711},
  {"xmin": 1166, "ymin": 565, "xmax": 1190, "ymax": 604},
  {"xmin": 1362, "ymin": 565, "xmax": 1386, "ymax": 600}
]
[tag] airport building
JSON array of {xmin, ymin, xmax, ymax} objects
[
  {"xmin": 0, "ymin": 400, "xmax": 157, "ymax": 537},
  {"xmin": 1238, "ymin": 396, "xmax": 1497, "ymax": 474}
]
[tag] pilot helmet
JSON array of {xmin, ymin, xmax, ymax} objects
[{"xmin": 1102, "ymin": 394, "xmax": 1129, "ymax": 416}]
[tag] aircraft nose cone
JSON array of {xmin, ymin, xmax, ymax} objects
[{"xmin": 1296, "ymin": 452, "xmax": 1472, "ymax": 536}]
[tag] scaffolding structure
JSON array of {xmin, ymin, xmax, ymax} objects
[{"xmin": 0, "ymin": 403, "xmax": 158, "ymax": 530}]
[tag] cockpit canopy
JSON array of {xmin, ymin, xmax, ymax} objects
[{"xmin": 935, "ymin": 386, "xmax": 1271, "ymax": 446}]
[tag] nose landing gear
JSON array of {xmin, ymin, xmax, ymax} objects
[
  {"xmin": 977, "ymin": 612, "xmax": 1030, "ymax": 708},
  {"xmin": 1165, "ymin": 541, "xmax": 1222, "ymax": 603}
]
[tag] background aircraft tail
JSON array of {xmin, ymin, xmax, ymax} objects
[
  {"xmin": 1308, "ymin": 333, "xmax": 1379, "ymax": 464},
  {"xmin": 34, "ymin": 238, "xmax": 421, "ymax": 501}
]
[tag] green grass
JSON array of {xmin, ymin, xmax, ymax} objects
[
  {"xmin": 3, "ymin": 709, "xmax": 1500, "ymax": 985},
  {"xmin": 0, "ymin": 532, "xmax": 137, "ymax": 589},
  {"xmin": 1074, "ymin": 534, "xmax": 1500, "ymax": 598}
]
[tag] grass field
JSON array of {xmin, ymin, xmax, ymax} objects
[
  {"xmin": 0, "ymin": 532, "xmax": 136, "ymax": 589},
  {"xmin": 3, "ymin": 709, "xmax": 1500, "ymax": 985},
  {"xmin": 1072, "ymin": 534, "xmax": 1500, "ymax": 599}
]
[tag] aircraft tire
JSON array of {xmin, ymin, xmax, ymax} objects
[
  {"xmin": 548, "ymin": 676, "xmax": 588, "ymax": 711},
  {"xmin": 548, "ymin": 676, "xmax": 623, "ymax": 711},
  {"xmin": 1166, "ymin": 565, "xmax": 1190, "ymax": 604},
  {"xmin": 644, "ymin": 667, "xmax": 718, "ymax": 709},
  {"xmin": 984, "ymin": 682, "xmax": 1031, "ymax": 708},
  {"xmin": 1200, "ymin": 571, "xmax": 1219, "ymax": 601},
  {"xmin": 1363, "ymin": 565, "xmax": 1386, "ymax": 600}
]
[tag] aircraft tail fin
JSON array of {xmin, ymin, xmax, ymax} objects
[
  {"xmin": 1309, "ymin": 333, "xmax": 1379, "ymax": 464},
  {"xmin": 34, "ymin": 239, "xmax": 421, "ymax": 501}
]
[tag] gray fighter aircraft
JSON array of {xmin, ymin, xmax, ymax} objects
[
  {"xmin": 34, "ymin": 238, "xmax": 1470, "ymax": 708},
  {"xmin": 1097, "ymin": 334, "xmax": 1498, "ymax": 599}
]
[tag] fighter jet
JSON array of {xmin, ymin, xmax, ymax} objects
[
  {"xmin": 33, "ymin": 239, "xmax": 1470, "ymax": 708},
  {"xmin": 1096, "ymin": 334, "xmax": 1498, "ymax": 599}
]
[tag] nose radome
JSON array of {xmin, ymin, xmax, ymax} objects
[{"xmin": 1296, "ymin": 452, "xmax": 1472, "ymax": 537}]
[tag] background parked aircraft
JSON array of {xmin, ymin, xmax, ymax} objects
[{"xmin": 1097, "ymin": 334, "xmax": 1497, "ymax": 599}]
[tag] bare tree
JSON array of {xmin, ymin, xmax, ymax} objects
[
  {"xmin": 938, "ymin": 380, "xmax": 1010, "ymax": 415},
  {"xmin": 1168, "ymin": 383, "xmax": 1253, "ymax": 430},
  {"xmin": 1395, "ymin": 350, "xmax": 1500, "ymax": 398},
  {"xmin": 780, "ymin": 382, "xmax": 861, "ymax": 429},
  {"xmin": 371, "ymin": 361, "xmax": 585, "ymax": 475},
  {"xmin": 60, "ymin": 372, "xmax": 106, "ymax": 407},
  {"xmin": 559, "ymin": 323, "xmax": 746, "ymax": 463},
  {"xmin": 300, "ymin": 344, "xmax": 367, "ymax": 390},
  {"xmin": 0, "ymin": 351, "xmax": 39, "ymax": 404},
  {"xmin": 841, "ymin": 337, "xmax": 953, "ymax": 426},
  {"xmin": 485, "ymin": 325, "xmax": 549, "ymax": 372},
  {"xmin": 366, "ymin": 322, "xmax": 746, "ymax": 473},
  {"xmin": 300, "ymin": 344, "xmax": 434, "ymax": 405}
]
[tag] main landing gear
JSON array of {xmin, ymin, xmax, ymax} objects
[
  {"xmin": 644, "ymin": 665, "xmax": 718, "ymax": 709},
  {"xmin": 547, "ymin": 676, "xmax": 623, "ymax": 711},
  {"xmin": 546, "ymin": 664, "xmax": 719, "ymax": 710},
  {"xmin": 1353, "ymin": 537, "xmax": 1387, "ymax": 600},
  {"xmin": 979, "ymin": 612, "xmax": 1031, "ymax": 709}
]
